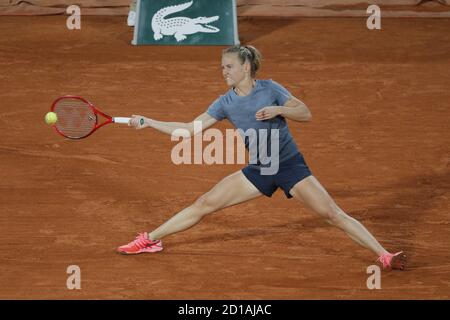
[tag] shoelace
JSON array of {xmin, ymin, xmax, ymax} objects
[
  {"xmin": 127, "ymin": 233, "xmax": 151, "ymax": 249},
  {"xmin": 377, "ymin": 253, "xmax": 393, "ymax": 268}
]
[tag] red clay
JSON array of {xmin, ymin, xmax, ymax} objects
[{"xmin": 0, "ymin": 16, "xmax": 449, "ymax": 299}]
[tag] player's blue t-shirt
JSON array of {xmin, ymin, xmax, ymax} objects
[{"xmin": 207, "ymin": 79, "xmax": 300, "ymax": 168}]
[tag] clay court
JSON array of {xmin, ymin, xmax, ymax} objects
[{"xmin": 0, "ymin": 8, "xmax": 449, "ymax": 299}]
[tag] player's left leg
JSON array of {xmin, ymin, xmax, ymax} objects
[{"xmin": 289, "ymin": 175, "xmax": 406, "ymax": 270}]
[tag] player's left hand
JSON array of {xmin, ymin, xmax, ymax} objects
[
  {"xmin": 129, "ymin": 115, "xmax": 148, "ymax": 129},
  {"xmin": 255, "ymin": 106, "xmax": 281, "ymax": 121}
]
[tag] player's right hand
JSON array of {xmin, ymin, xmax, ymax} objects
[{"xmin": 129, "ymin": 115, "xmax": 148, "ymax": 129}]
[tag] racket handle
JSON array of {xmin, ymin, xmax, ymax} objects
[{"xmin": 113, "ymin": 117, "xmax": 131, "ymax": 124}]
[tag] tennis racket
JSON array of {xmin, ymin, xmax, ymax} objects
[{"xmin": 50, "ymin": 95, "xmax": 142, "ymax": 139}]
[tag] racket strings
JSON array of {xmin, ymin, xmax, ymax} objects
[{"xmin": 54, "ymin": 99, "xmax": 97, "ymax": 139}]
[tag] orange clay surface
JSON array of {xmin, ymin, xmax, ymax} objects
[{"xmin": 0, "ymin": 16, "xmax": 449, "ymax": 299}]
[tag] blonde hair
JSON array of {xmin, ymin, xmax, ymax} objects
[{"xmin": 223, "ymin": 45, "xmax": 262, "ymax": 78}]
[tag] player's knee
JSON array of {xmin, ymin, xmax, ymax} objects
[
  {"xmin": 193, "ymin": 193, "xmax": 218, "ymax": 214},
  {"xmin": 321, "ymin": 206, "xmax": 345, "ymax": 225},
  {"xmin": 332, "ymin": 211, "xmax": 350, "ymax": 228}
]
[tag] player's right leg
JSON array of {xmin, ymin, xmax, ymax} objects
[{"xmin": 118, "ymin": 171, "xmax": 262, "ymax": 254}]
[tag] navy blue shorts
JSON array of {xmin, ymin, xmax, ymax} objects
[{"xmin": 242, "ymin": 153, "xmax": 312, "ymax": 199}]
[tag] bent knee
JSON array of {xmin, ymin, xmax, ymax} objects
[{"xmin": 318, "ymin": 206, "xmax": 346, "ymax": 224}]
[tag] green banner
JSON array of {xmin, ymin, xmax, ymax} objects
[{"xmin": 132, "ymin": 0, "xmax": 239, "ymax": 45}]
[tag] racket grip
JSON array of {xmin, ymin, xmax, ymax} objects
[{"xmin": 113, "ymin": 117, "xmax": 131, "ymax": 124}]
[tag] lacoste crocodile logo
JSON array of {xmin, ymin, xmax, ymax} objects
[{"xmin": 151, "ymin": 0, "xmax": 220, "ymax": 42}]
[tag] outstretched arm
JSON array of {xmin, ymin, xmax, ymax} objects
[
  {"xmin": 128, "ymin": 112, "xmax": 218, "ymax": 138},
  {"xmin": 255, "ymin": 96, "xmax": 312, "ymax": 122}
]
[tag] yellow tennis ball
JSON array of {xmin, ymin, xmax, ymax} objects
[{"xmin": 45, "ymin": 112, "xmax": 58, "ymax": 125}]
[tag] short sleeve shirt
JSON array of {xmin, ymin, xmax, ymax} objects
[{"xmin": 207, "ymin": 79, "xmax": 300, "ymax": 165}]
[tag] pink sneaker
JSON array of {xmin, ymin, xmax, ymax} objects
[
  {"xmin": 118, "ymin": 232, "xmax": 163, "ymax": 255},
  {"xmin": 377, "ymin": 251, "xmax": 407, "ymax": 270}
]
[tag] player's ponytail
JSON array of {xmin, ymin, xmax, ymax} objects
[{"xmin": 223, "ymin": 45, "xmax": 262, "ymax": 78}]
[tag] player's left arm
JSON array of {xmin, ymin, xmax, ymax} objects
[{"xmin": 255, "ymin": 96, "xmax": 312, "ymax": 122}]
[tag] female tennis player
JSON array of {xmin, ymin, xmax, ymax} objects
[{"xmin": 118, "ymin": 45, "xmax": 406, "ymax": 270}]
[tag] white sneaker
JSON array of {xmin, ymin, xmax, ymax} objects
[{"xmin": 127, "ymin": 11, "xmax": 136, "ymax": 27}]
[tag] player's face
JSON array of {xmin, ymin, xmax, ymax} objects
[{"xmin": 222, "ymin": 53, "xmax": 249, "ymax": 87}]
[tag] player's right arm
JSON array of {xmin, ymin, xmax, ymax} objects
[{"xmin": 129, "ymin": 112, "xmax": 218, "ymax": 138}]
